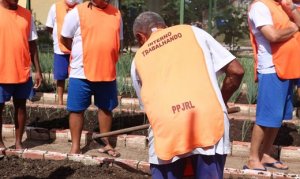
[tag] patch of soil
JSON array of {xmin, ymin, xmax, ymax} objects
[{"xmin": 0, "ymin": 156, "xmax": 150, "ymax": 179}]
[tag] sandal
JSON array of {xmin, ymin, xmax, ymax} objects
[{"xmin": 98, "ymin": 147, "xmax": 120, "ymax": 157}]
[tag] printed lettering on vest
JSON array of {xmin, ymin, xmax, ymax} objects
[
  {"xmin": 172, "ymin": 101, "xmax": 195, "ymax": 114},
  {"xmin": 142, "ymin": 32, "xmax": 183, "ymax": 57}
]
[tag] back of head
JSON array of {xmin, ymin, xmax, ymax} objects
[{"xmin": 133, "ymin": 11, "xmax": 166, "ymax": 39}]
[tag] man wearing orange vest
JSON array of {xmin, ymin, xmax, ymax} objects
[
  {"xmin": 131, "ymin": 12, "xmax": 244, "ymax": 178},
  {"xmin": 60, "ymin": 0, "xmax": 123, "ymax": 157},
  {"xmin": 46, "ymin": 0, "xmax": 82, "ymax": 105},
  {"xmin": 246, "ymin": 0, "xmax": 300, "ymax": 171},
  {"xmin": 281, "ymin": 0, "xmax": 300, "ymax": 117},
  {"xmin": 0, "ymin": 0, "xmax": 42, "ymax": 149}
]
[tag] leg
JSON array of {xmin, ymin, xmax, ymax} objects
[
  {"xmin": 53, "ymin": 54, "xmax": 70, "ymax": 105},
  {"xmin": 13, "ymin": 99, "xmax": 27, "ymax": 149},
  {"xmin": 93, "ymin": 80, "xmax": 119, "ymax": 156},
  {"xmin": 0, "ymin": 104, "xmax": 5, "ymax": 148},
  {"xmin": 97, "ymin": 108, "xmax": 120, "ymax": 157},
  {"xmin": 247, "ymin": 124, "xmax": 266, "ymax": 170},
  {"xmin": 260, "ymin": 128, "xmax": 288, "ymax": 169},
  {"xmin": 150, "ymin": 158, "xmax": 186, "ymax": 179},
  {"xmin": 67, "ymin": 78, "xmax": 91, "ymax": 154},
  {"xmin": 69, "ymin": 111, "xmax": 84, "ymax": 154},
  {"xmin": 56, "ymin": 80, "xmax": 65, "ymax": 105}
]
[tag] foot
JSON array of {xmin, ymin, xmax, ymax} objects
[
  {"xmin": 69, "ymin": 145, "xmax": 81, "ymax": 154},
  {"xmin": 98, "ymin": 145, "xmax": 120, "ymax": 157},
  {"xmin": 15, "ymin": 142, "xmax": 24, "ymax": 150},
  {"xmin": 261, "ymin": 154, "xmax": 288, "ymax": 170},
  {"xmin": 246, "ymin": 159, "xmax": 266, "ymax": 171}
]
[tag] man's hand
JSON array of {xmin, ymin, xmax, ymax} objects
[{"xmin": 33, "ymin": 72, "xmax": 43, "ymax": 89}]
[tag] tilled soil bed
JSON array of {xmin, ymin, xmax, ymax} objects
[{"xmin": 0, "ymin": 156, "xmax": 151, "ymax": 179}]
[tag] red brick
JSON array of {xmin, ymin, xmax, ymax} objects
[
  {"xmin": 126, "ymin": 135, "xmax": 147, "ymax": 149},
  {"xmin": 114, "ymin": 158, "xmax": 138, "ymax": 170},
  {"xmin": 138, "ymin": 161, "xmax": 150, "ymax": 174},
  {"xmin": 281, "ymin": 146, "xmax": 300, "ymax": 161},
  {"xmin": 116, "ymin": 134, "xmax": 127, "ymax": 148},
  {"xmin": 81, "ymin": 156, "xmax": 101, "ymax": 165},
  {"xmin": 4, "ymin": 149, "xmax": 24, "ymax": 157},
  {"xmin": 243, "ymin": 168, "xmax": 271, "ymax": 179},
  {"xmin": 231, "ymin": 141, "xmax": 250, "ymax": 157},
  {"xmin": 44, "ymin": 152, "xmax": 67, "ymax": 161},
  {"xmin": 22, "ymin": 149, "xmax": 46, "ymax": 160},
  {"xmin": 67, "ymin": 153, "xmax": 86, "ymax": 162},
  {"xmin": 2, "ymin": 124, "xmax": 15, "ymax": 137}
]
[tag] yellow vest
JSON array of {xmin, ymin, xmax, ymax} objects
[
  {"xmin": 249, "ymin": 0, "xmax": 300, "ymax": 79},
  {"xmin": 77, "ymin": 2, "xmax": 121, "ymax": 81},
  {"xmin": 0, "ymin": 5, "xmax": 31, "ymax": 83},
  {"xmin": 134, "ymin": 25, "xmax": 224, "ymax": 160}
]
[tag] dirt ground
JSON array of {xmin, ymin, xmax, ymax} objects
[{"xmin": 0, "ymin": 156, "xmax": 151, "ymax": 179}]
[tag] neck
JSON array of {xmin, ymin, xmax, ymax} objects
[
  {"xmin": 90, "ymin": 0, "xmax": 108, "ymax": 9},
  {"xmin": 0, "ymin": 1, "xmax": 18, "ymax": 10}
]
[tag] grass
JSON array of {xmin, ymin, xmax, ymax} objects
[{"xmin": 37, "ymin": 50, "xmax": 259, "ymax": 104}]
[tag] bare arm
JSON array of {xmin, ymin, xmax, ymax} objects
[
  {"xmin": 29, "ymin": 40, "xmax": 43, "ymax": 88},
  {"xmin": 220, "ymin": 59, "xmax": 244, "ymax": 105},
  {"xmin": 259, "ymin": 22, "xmax": 298, "ymax": 42},
  {"xmin": 60, "ymin": 36, "xmax": 73, "ymax": 51}
]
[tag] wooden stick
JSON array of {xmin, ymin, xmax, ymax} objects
[{"xmin": 92, "ymin": 106, "xmax": 240, "ymax": 139}]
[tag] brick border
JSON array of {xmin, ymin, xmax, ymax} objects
[
  {"xmin": 4, "ymin": 125, "xmax": 300, "ymax": 161},
  {"xmin": 1, "ymin": 148, "xmax": 300, "ymax": 178}
]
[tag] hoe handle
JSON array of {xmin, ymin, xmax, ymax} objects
[{"xmin": 92, "ymin": 106, "xmax": 240, "ymax": 139}]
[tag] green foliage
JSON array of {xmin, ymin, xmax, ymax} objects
[
  {"xmin": 39, "ymin": 52, "xmax": 53, "ymax": 73},
  {"xmin": 240, "ymin": 57, "xmax": 257, "ymax": 104},
  {"xmin": 120, "ymin": 0, "xmax": 147, "ymax": 50},
  {"xmin": 214, "ymin": 6, "xmax": 249, "ymax": 54},
  {"xmin": 116, "ymin": 52, "xmax": 136, "ymax": 97}
]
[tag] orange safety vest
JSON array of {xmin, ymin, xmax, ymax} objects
[
  {"xmin": 77, "ymin": 2, "xmax": 121, "ymax": 82},
  {"xmin": 56, "ymin": 1, "xmax": 72, "ymax": 53},
  {"xmin": 249, "ymin": 0, "xmax": 300, "ymax": 80},
  {"xmin": 134, "ymin": 25, "xmax": 224, "ymax": 160},
  {"xmin": 0, "ymin": 5, "xmax": 31, "ymax": 83}
]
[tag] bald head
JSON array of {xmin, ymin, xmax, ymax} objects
[{"xmin": 133, "ymin": 11, "xmax": 166, "ymax": 40}]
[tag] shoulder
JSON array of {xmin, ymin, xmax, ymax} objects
[{"xmin": 249, "ymin": 1, "xmax": 269, "ymax": 13}]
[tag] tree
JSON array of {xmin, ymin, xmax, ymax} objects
[
  {"xmin": 120, "ymin": 0, "xmax": 147, "ymax": 50},
  {"xmin": 214, "ymin": 5, "xmax": 249, "ymax": 54}
]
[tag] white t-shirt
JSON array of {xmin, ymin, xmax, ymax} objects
[
  {"xmin": 131, "ymin": 26, "xmax": 236, "ymax": 164},
  {"xmin": 61, "ymin": 7, "xmax": 124, "ymax": 79},
  {"xmin": 248, "ymin": 1, "xmax": 276, "ymax": 74},
  {"xmin": 28, "ymin": 15, "xmax": 38, "ymax": 41},
  {"xmin": 46, "ymin": 4, "xmax": 68, "ymax": 55}
]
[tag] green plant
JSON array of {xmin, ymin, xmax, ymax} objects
[
  {"xmin": 239, "ymin": 57, "xmax": 257, "ymax": 141},
  {"xmin": 117, "ymin": 52, "xmax": 136, "ymax": 97}
]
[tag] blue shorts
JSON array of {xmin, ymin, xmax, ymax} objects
[
  {"xmin": 0, "ymin": 77, "xmax": 33, "ymax": 103},
  {"xmin": 53, "ymin": 53, "xmax": 70, "ymax": 80},
  {"xmin": 67, "ymin": 78, "xmax": 118, "ymax": 112},
  {"xmin": 150, "ymin": 154, "xmax": 226, "ymax": 179},
  {"xmin": 256, "ymin": 73, "xmax": 293, "ymax": 128}
]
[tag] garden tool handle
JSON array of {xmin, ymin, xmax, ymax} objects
[{"xmin": 92, "ymin": 106, "xmax": 241, "ymax": 139}]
